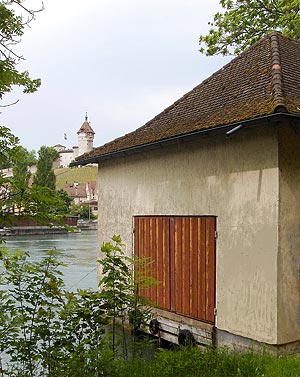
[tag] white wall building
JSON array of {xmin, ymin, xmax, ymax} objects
[{"xmin": 54, "ymin": 115, "xmax": 95, "ymax": 168}]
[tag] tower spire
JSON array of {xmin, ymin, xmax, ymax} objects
[{"xmin": 77, "ymin": 114, "xmax": 95, "ymax": 156}]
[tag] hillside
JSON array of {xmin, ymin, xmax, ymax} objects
[{"xmin": 55, "ymin": 166, "xmax": 98, "ymax": 190}]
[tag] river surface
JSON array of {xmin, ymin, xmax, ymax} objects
[{"xmin": 3, "ymin": 230, "xmax": 99, "ymax": 291}]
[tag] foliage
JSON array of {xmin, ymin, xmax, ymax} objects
[
  {"xmin": 0, "ymin": 237, "xmax": 155, "ymax": 375},
  {"xmin": 0, "ymin": 126, "xmax": 19, "ymax": 168},
  {"xmin": 69, "ymin": 203, "xmax": 96, "ymax": 220},
  {"xmin": 0, "ymin": 1, "xmax": 67, "ymax": 240},
  {"xmin": 0, "ymin": 0, "xmax": 42, "ymax": 99},
  {"xmin": 33, "ymin": 146, "xmax": 58, "ymax": 190},
  {"xmin": 0, "ymin": 182, "xmax": 69, "ymax": 230},
  {"xmin": 0, "ymin": 247, "xmax": 107, "ymax": 376},
  {"xmin": 99, "ymin": 235, "xmax": 154, "ymax": 358},
  {"xmin": 0, "ymin": 128, "xmax": 18, "ymax": 230},
  {"xmin": 2, "ymin": 238, "xmax": 300, "ymax": 375},
  {"xmin": 199, "ymin": 0, "xmax": 300, "ymax": 56},
  {"xmin": 0, "ymin": 135, "xmax": 68, "ymax": 232},
  {"xmin": 11, "ymin": 146, "xmax": 36, "ymax": 191},
  {"xmin": 56, "ymin": 189, "xmax": 73, "ymax": 213},
  {"xmin": 0, "ymin": 248, "xmax": 66, "ymax": 376}
]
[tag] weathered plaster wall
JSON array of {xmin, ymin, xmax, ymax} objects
[
  {"xmin": 278, "ymin": 123, "xmax": 300, "ymax": 344},
  {"xmin": 97, "ymin": 126, "xmax": 279, "ymax": 344}
]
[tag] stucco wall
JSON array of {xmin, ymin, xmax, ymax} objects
[
  {"xmin": 278, "ymin": 123, "xmax": 300, "ymax": 344},
  {"xmin": 97, "ymin": 126, "xmax": 279, "ymax": 344},
  {"xmin": 59, "ymin": 151, "xmax": 74, "ymax": 167}
]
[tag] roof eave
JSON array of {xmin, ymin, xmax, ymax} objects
[{"xmin": 70, "ymin": 112, "xmax": 300, "ymax": 167}]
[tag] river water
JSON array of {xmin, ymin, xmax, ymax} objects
[{"xmin": 3, "ymin": 230, "xmax": 99, "ymax": 291}]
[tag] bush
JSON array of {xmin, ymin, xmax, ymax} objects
[
  {"xmin": 69, "ymin": 203, "xmax": 96, "ymax": 220},
  {"xmin": 0, "ymin": 247, "xmax": 106, "ymax": 376},
  {"xmin": 1, "ymin": 238, "xmax": 300, "ymax": 376}
]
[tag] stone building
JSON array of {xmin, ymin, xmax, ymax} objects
[{"xmin": 54, "ymin": 114, "xmax": 95, "ymax": 168}]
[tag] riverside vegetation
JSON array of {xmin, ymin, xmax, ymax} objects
[{"xmin": 0, "ymin": 236, "xmax": 300, "ymax": 377}]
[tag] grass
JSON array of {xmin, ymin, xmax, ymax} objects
[
  {"xmin": 54, "ymin": 165, "xmax": 98, "ymax": 190},
  {"xmin": 104, "ymin": 346, "xmax": 300, "ymax": 377},
  {"xmin": 51, "ymin": 345, "xmax": 300, "ymax": 377}
]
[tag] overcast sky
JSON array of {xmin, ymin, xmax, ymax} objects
[{"xmin": 1, "ymin": 0, "xmax": 230, "ymax": 152}]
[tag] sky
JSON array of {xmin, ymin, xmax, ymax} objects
[{"xmin": 1, "ymin": 0, "xmax": 231, "ymax": 152}]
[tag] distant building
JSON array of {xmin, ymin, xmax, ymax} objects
[
  {"xmin": 63, "ymin": 181, "xmax": 98, "ymax": 216},
  {"xmin": 53, "ymin": 114, "xmax": 95, "ymax": 168}
]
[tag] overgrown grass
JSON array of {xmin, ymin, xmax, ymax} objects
[
  {"xmin": 50, "ymin": 344, "xmax": 300, "ymax": 377},
  {"xmin": 100, "ymin": 346, "xmax": 300, "ymax": 377}
]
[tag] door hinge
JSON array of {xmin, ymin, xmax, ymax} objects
[
  {"xmin": 214, "ymin": 231, "xmax": 218, "ymax": 239},
  {"xmin": 132, "ymin": 227, "xmax": 135, "ymax": 234},
  {"xmin": 214, "ymin": 308, "xmax": 217, "ymax": 316}
]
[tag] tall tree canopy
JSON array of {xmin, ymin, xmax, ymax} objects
[
  {"xmin": 0, "ymin": 126, "xmax": 19, "ymax": 167},
  {"xmin": 0, "ymin": 2, "xmax": 69, "ymax": 234},
  {"xmin": 11, "ymin": 146, "xmax": 36, "ymax": 190},
  {"xmin": 199, "ymin": 0, "xmax": 300, "ymax": 56},
  {"xmin": 33, "ymin": 146, "xmax": 58, "ymax": 190},
  {"xmin": 0, "ymin": 0, "xmax": 42, "ymax": 98},
  {"xmin": 0, "ymin": 142, "xmax": 65, "ymax": 229}
]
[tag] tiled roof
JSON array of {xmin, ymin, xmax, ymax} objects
[
  {"xmin": 53, "ymin": 144, "xmax": 65, "ymax": 148},
  {"xmin": 59, "ymin": 149, "xmax": 73, "ymax": 153},
  {"xmin": 77, "ymin": 121, "xmax": 95, "ymax": 135},
  {"xmin": 64, "ymin": 184, "xmax": 86, "ymax": 198},
  {"xmin": 76, "ymin": 32, "xmax": 300, "ymax": 162}
]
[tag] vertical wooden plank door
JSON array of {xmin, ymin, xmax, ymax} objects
[{"xmin": 134, "ymin": 216, "xmax": 216, "ymax": 324}]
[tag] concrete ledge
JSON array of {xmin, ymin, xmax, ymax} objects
[
  {"xmin": 142, "ymin": 310, "xmax": 300, "ymax": 355},
  {"xmin": 0, "ymin": 227, "xmax": 69, "ymax": 236},
  {"xmin": 216, "ymin": 328, "xmax": 300, "ymax": 356}
]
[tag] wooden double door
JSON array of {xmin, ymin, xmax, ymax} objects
[{"xmin": 134, "ymin": 216, "xmax": 216, "ymax": 324}]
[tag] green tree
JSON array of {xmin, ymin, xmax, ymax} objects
[
  {"xmin": 0, "ymin": 3, "xmax": 67, "ymax": 235},
  {"xmin": 199, "ymin": 0, "xmax": 300, "ymax": 56},
  {"xmin": 11, "ymin": 146, "xmax": 36, "ymax": 190},
  {"xmin": 0, "ymin": 238, "xmax": 154, "ymax": 374},
  {"xmin": 0, "ymin": 248, "xmax": 107, "ymax": 376},
  {"xmin": 0, "ymin": 142, "xmax": 65, "ymax": 231},
  {"xmin": 0, "ymin": 126, "xmax": 19, "ymax": 168},
  {"xmin": 99, "ymin": 236, "xmax": 154, "ymax": 357},
  {"xmin": 69, "ymin": 203, "xmax": 97, "ymax": 220},
  {"xmin": 0, "ymin": 127, "xmax": 20, "ymax": 228},
  {"xmin": 57, "ymin": 189, "xmax": 73, "ymax": 213},
  {"xmin": 33, "ymin": 146, "xmax": 58, "ymax": 190},
  {"xmin": 0, "ymin": 0, "xmax": 42, "ymax": 98}
]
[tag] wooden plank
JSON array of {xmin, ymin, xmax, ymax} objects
[
  {"xmin": 163, "ymin": 217, "xmax": 170, "ymax": 309},
  {"xmin": 207, "ymin": 217, "xmax": 216, "ymax": 323},
  {"xmin": 183, "ymin": 217, "xmax": 190, "ymax": 316},
  {"xmin": 169, "ymin": 217, "xmax": 176, "ymax": 312},
  {"xmin": 143, "ymin": 217, "xmax": 149, "ymax": 299},
  {"xmin": 153, "ymin": 217, "xmax": 159, "ymax": 306},
  {"xmin": 191, "ymin": 217, "xmax": 199, "ymax": 318},
  {"xmin": 153, "ymin": 307, "xmax": 214, "ymax": 333},
  {"xmin": 199, "ymin": 217, "xmax": 206, "ymax": 321},
  {"xmin": 174, "ymin": 217, "xmax": 183, "ymax": 314},
  {"xmin": 157, "ymin": 217, "xmax": 164, "ymax": 308},
  {"xmin": 149, "ymin": 217, "xmax": 156, "ymax": 305}
]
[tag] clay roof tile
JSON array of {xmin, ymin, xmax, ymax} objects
[
  {"xmin": 76, "ymin": 32, "xmax": 300, "ymax": 162},
  {"xmin": 77, "ymin": 121, "xmax": 95, "ymax": 135}
]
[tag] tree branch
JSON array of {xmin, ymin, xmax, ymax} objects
[{"xmin": 0, "ymin": 99, "xmax": 20, "ymax": 108}]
